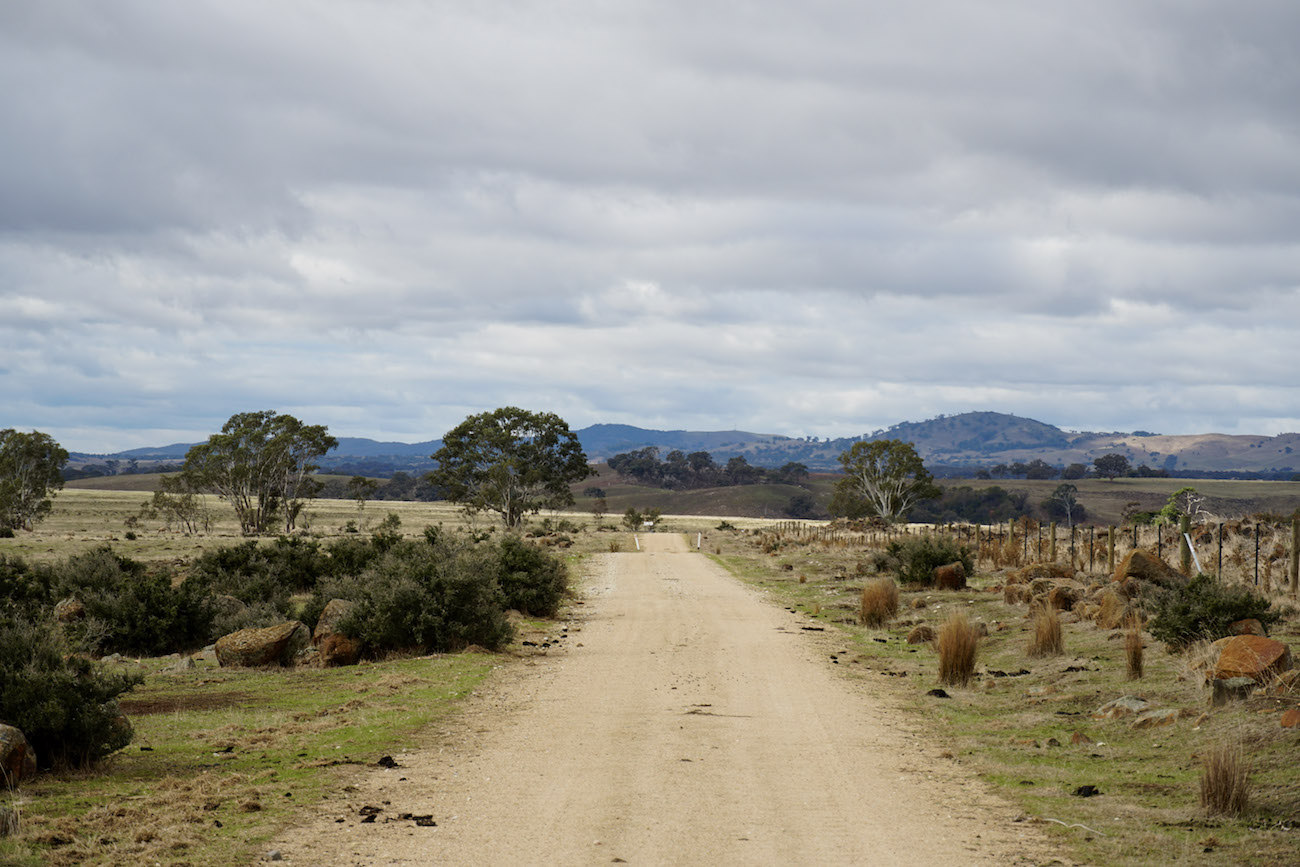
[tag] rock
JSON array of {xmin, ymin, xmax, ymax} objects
[
  {"xmin": 215, "ymin": 621, "xmax": 310, "ymax": 668},
  {"xmin": 1132, "ymin": 709, "xmax": 1181, "ymax": 729},
  {"xmin": 1112, "ymin": 549, "xmax": 1184, "ymax": 588},
  {"xmin": 212, "ymin": 594, "xmax": 247, "ymax": 618},
  {"xmin": 319, "ymin": 633, "xmax": 363, "ymax": 667},
  {"xmin": 1229, "ymin": 618, "xmax": 1267, "ymax": 637},
  {"xmin": 933, "ymin": 562, "xmax": 966, "ymax": 591},
  {"xmin": 926, "ymin": 688, "xmax": 950, "ymax": 698},
  {"xmin": 1212, "ymin": 676, "xmax": 1257, "ymax": 706},
  {"xmin": 1047, "ymin": 584, "xmax": 1081, "ymax": 611},
  {"xmin": 1280, "ymin": 708, "xmax": 1300, "ymax": 728},
  {"xmin": 0, "ymin": 724, "xmax": 37, "ymax": 783},
  {"xmin": 1212, "ymin": 635, "xmax": 1293, "ymax": 683},
  {"xmin": 162, "ymin": 655, "xmax": 195, "ymax": 673},
  {"xmin": 906, "ymin": 624, "xmax": 935, "ymax": 644},
  {"xmin": 53, "ymin": 597, "xmax": 85, "ymax": 623},
  {"xmin": 1091, "ymin": 695, "xmax": 1150, "ymax": 720},
  {"xmin": 312, "ymin": 599, "xmax": 357, "ymax": 646}
]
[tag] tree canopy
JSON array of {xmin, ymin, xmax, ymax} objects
[
  {"xmin": 428, "ymin": 407, "xmax": 593, "ymax": 528},
  {"xmin": 0, "ymin": 429, "xmax": 69, "ymax": 531},
  {"xmin": 182, "ymin": 410, "xmax": 337, "ymax": 535},
  {"xmin": 1094, "ymin": 453, "xmax": 1131, "ymax": 481},
  {"xmin": 830, "ymin": 439, "xmax": 939, "ymax": 523}
]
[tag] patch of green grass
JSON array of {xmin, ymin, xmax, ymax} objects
[{"xmin": 2, "ymin": 654, "xmax": 496, "ymax": 866}]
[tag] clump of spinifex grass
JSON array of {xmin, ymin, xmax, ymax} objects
[
  {"xmin": 859, "ymin": 577, "xmax": 899, "ymax": 628},
  {"xmin": 1125, "ymin": 619, "xmax": 1144, "ymax": 680},
  {"xmin": 1200, "ymin": 741, "xmax": 1252, "ymax": 817},
  {"xmin": 1026, "ymin": 605, "xmax": 1063, "ymax": 658},
  {"xmin": 937, "ymin": 612, "xmax": 979, "ymax": 687}
]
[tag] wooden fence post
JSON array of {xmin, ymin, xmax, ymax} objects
[
  {"xmin": 1049, "ymin": 522, "xmax": 1057, "ymax": 562},
  {"xmin": 1179, "ymin": 515, "xmax": 1192, "ymax": 576},
  {"xmin": 1291, "ymin": 518, "xmax": 1299, "ymax": 598},
  {"xmin": 1107, "ymin": 526, "xmax": 1115, "ymax": 574}
]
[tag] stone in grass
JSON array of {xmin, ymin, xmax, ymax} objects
[
  {"xmin": 215, "ymin": 621, "xmax": 310, "ymax": 668},
  {"xmin": 1091, "ymin": 695, "xmax": 1150, "ymax": 720},
  {"xmin": 1131, "ymin": 709, "xmax": 1181, "ymax": 729},
  {"xmin": 1212, "ymin": 635, "xmax": 1293, "ymax": 683},
  {"xmin": 0, "ymin": 724, "xmax": 37, "ymax": 783},
  {"xmin": 906, "ymin": 624, "xmax": 935, "ymax": 644},
  {"xmin": 1211, "ymin": 677, "xmax": 1257, "ymax": 707}
]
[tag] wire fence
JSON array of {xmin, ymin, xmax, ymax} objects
[{"xmin": 763, "ymin": 517, "xmax": 1300, "ymax": 598}]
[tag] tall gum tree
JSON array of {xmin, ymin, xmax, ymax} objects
[
  {"xmin": 830, "ymin": 439, "xmax": 939, "ymax": 523},
  {"xmin": 183, "ymin": 411, "xmax": 337, "ymax": 535},
  {"xmin": 0, "ymin": 429, "xmax": 68, "ymax": 531},
  {"xmin": 428, "ymin": 407, "xmax": 593, "ymax": 528}
]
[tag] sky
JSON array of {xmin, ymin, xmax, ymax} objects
[{"xmin": 3, "ymin": 1, "xmax": 1299, "ymax": 454}]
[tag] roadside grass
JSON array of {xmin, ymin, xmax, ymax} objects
[
  {"xmin": 705, "ymin": 525, "xmax": 1300, "ymax": 866},
  {"xmin": 1, "ymin": 653, "xmax": 498, "ymax": 866}
]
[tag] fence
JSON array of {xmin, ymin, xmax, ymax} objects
[{"xmin": 762, "ymin": 517, "xmax": 1300, "ymax": 597}]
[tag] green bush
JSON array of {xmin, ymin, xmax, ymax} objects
[
  {"xmin": 1148, "ymin": 573, "xmax": 1282, "ymax": 650},
  {"xmin": 188, "ymin": 537, "xmax": 331, "ymax": 614},
  {"xmin": 320, "ymin": 539, "xmax": 513, "ymax": 654},
  {"xmin": 887, "ymin": 535, "xmax": 974, "ymax": 586},
  {"xmin": 0, "ymin": 607, "xmax": 141, "ymax": 769},
  {"xmin": 0, "ymin": 553, "xmax": 51, "ymax": 607},
  {"xmin": 47, "ymin": 548, "xmax": 214, "ymax": 655},
  {"xmin": 495, "ymin": 534, "xmax": 567, "ymax": 616}
]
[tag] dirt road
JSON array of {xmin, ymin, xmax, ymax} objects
[{"xmin": 274, "ymin": 534, "xmax": 1058, "ymax": 865}]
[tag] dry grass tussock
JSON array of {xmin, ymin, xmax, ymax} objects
[
  {"xmin": 1201, "ymin": 741, "xmax": 1252, "ymax": 817},
  {"xmin": 937, "ymin": 612, "xmax": 979, "ymax": 687},
  {"xmin": 1125, "ymin": 620, "xmax": 1144, "ymax": 680},
  {"xmin": 859, "ymin": 578, "xmax": 899, "ymax": 628},
  {"xmin": 1026, "ymin": 606, "xmax": 1063, "ymax": 658}
]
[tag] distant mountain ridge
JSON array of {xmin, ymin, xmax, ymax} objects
[{"xmin": 66, "ymin": 412, "xmax": 1300, "ymax": 476}]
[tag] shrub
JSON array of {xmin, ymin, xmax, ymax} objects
[
  {"xmin": 322, "ymin": 539, "xmax": 513, "ymax": 654},
  {"xmin": 1027, "ymin": 606, "xmax": 1063, "ymax": 658},
  {"xmin": 1201, "ymin": 741, "xmax": 1251, "ymax": 817},
  {"xmin": 0, "ymin": 553, "xmax": 51, "ymax": 607},
  {"xmin": 1148, "ymin": 573, "xmax": 1281, "ymax": 650},
  {"xmin": 188, "ymin": 537, "xmax": 330, "ymax": 614},
  {"xmin": 47, "ymin": 547, "xmax": 214, "ymax": 656},
  {"xmin": 937, "ymin": 612, "xmax": 979, "ymax": 687},
  {"xmin": 888, "ymin": 536, "xmax": 974, "ymax": 586},
  {"xmin": 0, "ymin": 607, "xmax": 141, "ymax": 769},
  {"xmin": 859, "ymin": 578, "xmax": 899, "ymax": 628},
  {"xmin": 495, "ymin": 534, "xmax": 567, "ymax": 617}
]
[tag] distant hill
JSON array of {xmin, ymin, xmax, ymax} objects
[{"xmin": 63, "ymin": 412, "xmax": 1300, "ymax": 478}]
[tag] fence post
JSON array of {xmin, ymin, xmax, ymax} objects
[
  {"xmin": 1157, "ymin": 524, "xmax": 1162, "ymax": 561},
  {"xmin": 1179, "ymin": 515, "xmax": 1192, "ymax": 576},
  {"xmin": 1088, "ymin": 526, "xmax": 1094, "ymax": 573},
  {"xmin": 1037, "ymin": 524, "xmax": 1043, "ymax": 560},
  {"xmin": 1107, "ymin": 526, "xmax": 1115, "ymax": 574},
  {"xmin": 1291, "ymin": 518, "xmax": 1299, "ymax": 598},
  {"xmin": 1217, "ymin": 522, "xmax": 1223, "ymax": 577},
  {"xmin": 1255, "ymin": 523, "xmax": 1261, "ymax": 587},
  {"xmin": 1049, "ymin": 522, "xmax": 1057, "ymax": 562}
]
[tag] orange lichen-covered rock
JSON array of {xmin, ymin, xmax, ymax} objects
[{"xmin": 1212, "ymin": 635, "xmax": 1293, "ymax": 683}]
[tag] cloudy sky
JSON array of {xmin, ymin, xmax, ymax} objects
[{"xmin": 3, "ymin": 1, "xmax": 1298, "ymax": 453}]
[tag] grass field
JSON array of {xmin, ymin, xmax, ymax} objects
[{"xmin": 5, "ymin": 485, "xmax": 1299, "ymax": 864}]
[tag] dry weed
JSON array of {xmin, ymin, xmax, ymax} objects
[
  {"xmin": 937, "ymin": 612, "xmax": 979, "ymax": 687},
  {"xmin": 1200, "ymin": 741, "xmax": 1252, "ymax": 817},
  {"xmin": 1125, "ymin": 621, "xmax": 1144, "ymax": 680},
  {"xmin": 1027, "ymin": 606, "xmax": 1064, "ymax": 658},
  {"xmin": 859, "ymin": 578, "xmax": 899, "ymax": 628}
]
